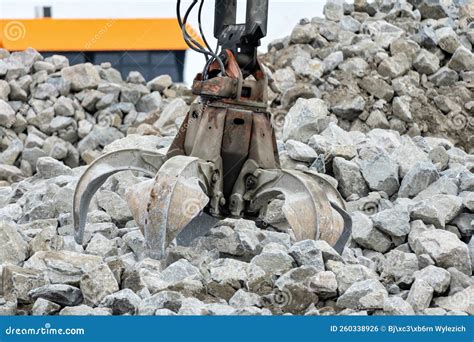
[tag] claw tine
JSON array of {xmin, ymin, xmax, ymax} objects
[
  {"xmin": 145, "ymin": 156, "xmax": 209, "ymax": 260},
  {"xmin": 252, "ymin": 170, "xmax": 344, "ymax": 247},
  {"xmin": 125, "ymin": 179, "xmax": 155, "ymax": 233},
  {"xmin": 73, "ymin": 149, "xmax": 165, "ymax": 244}
]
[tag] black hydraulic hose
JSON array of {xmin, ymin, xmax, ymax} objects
[
  {"xmin": 177, "ymin": 0, "xmax": 226, "ymax": 76},
  {"xmin": 198, "ymin": 0, "xmax": 213, "ymax": 54}
]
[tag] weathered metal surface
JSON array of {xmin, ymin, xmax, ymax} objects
[
  {"xmin": 144, "ymin": 156, "xmax": 210, "ymax": 259},
  {"xmin": 73, "ymin": 149, "xmax": 166, "ymax": 245}
]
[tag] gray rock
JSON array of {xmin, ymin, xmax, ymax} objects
[
  {"xmin": 372, "ymin": 206, "xmax": 411, "ymax": 238},
  {"xmin": 460, "ymin": 192, "xmax": 474, "ymax": 211},
  {"xmin": 288, "ymin": 240, "xmax": 325, "ymax": 271},
  {"xmin": 418, "ymin": 0, "xmax": 450, "ymax": 19},
  {"xmin": 399, "ymin": 162, "xmax": 439, "ymax": 198},
  {"xmin": 436, "ymin": 26, "xmax": 460, "ymax": 54},
  {"xmin": 285, "ymin": 140, "xmax": 317, "ymax": 162},
  {"xmin": 366, "ymin": 110, "xmax": 390, "ymax": 129},
  {"xmin": 229, "ymin": 289, "xmax": 262, "ymax": 308},
  {"xmin": 451, "ymin": 213, "xmax": 474, "ymax": 237},
  {"xmin": 127, "ymin": 71, "xmax": 146, "ymax": 84},
  {"xmin": 123, "ymin": 230, "xmax": 146, "ymax": 260},
  {"xmin": 414, "ymin": 265, "xmax": 450, "ymax": 294},
  {"xmin": 381, "ymin": 250, "xmax": 419, "ymax": 284},
  {"xmin": 271, "ymin": 68, "xmax": 296, "ymax": 93},
  {"xmin": 340, "ymin": 16, "xmax": 360, "ymax": 32},
  {"xmin": 36, "ymin": 157, "xmax": 73, "ymax": 178},
  {"xmin": 434, "ymin": 285, "xmax": 474, "ymax": 315},
  {"xmin": 338, "ymin": 57, "xmax": 369, "ymax": 77},
  {"xmin": 0, "ymin": 80, "xmax": 11, "ymax": 100},
  {"xmin": 392, "ymin": 96, "xmax": 413, "ymax": 122},
  {"xmin": 358, "ymin": 146, "xmax": 399, "ymax": 196},
  {"xmin": 100, "ymin": 289, "xmax": 141, "ymax": 315},
  {"xmin": 448, "ymin": 267, "xmax": 473, "ymax": 295},
  {"xmin": 126, "ymin": 258, "xmax": 202, "ymax": 296},
  {"xmin": 413, "ymin": 49, "xmax": 440, "ymax": 75},
  {"xmin": 0, "ymin": 221, "xmax": 28, "ymax": 265},
  {"xmin": 448, "ymin": 46, "xmax": 474, "ymax": 72},
  {"xmin": 327, "ymin": 262, "xmax": 377, "ymax": 294},
  {"xmin": 96, "ymin": 190, "xmax": 132, "ymax": 223},
  {"xmin": 351, "ymin": 212, "xmax": 392, "ymax": 253},
  {"xmin": 323, "ymin": 0, "xmax": 344, "ymax": 21},
  {"xmin": 383, "ymin": 296, "xmax": 415, "ymax": 315},
  {"xmin": 147, "ymin": 74, "xmax": 173, "ymax": 92},
  {"xmin": 273, "ymin": 265, "xmax": 319, "ymax": 313},
  {"xmin": 53, "ymin": 96, "xmax": 75, "ymax": 116},
  {"xmin": 154, "ymin": 98, "xmax": 189, "ymax": 131},
  {"xmin": 290, "ymin": 23, "xmax": 318, "ymax": 44},
  {"xmin": 80, "ymin": 263, "xmax": 119, "ymax": 306},
  {"xmin": 33, "ymin": 83, "xmax": 59, "ymax": 100},
  {"xmin": 336, "ymin": 279, "xmax": 388, "ymax": 310},
  {"xmin": 251, "ymin": 244, "xmax": 295, "ymax": 276},
  {"xmin": 0, "ymin": 100, "xmax": 16, "ymax": 128},
  {"xmin": 121, "ymin": 258, "xmax": 163, "ymax": 293},
  {"xmin": 29, "ymin": 284, "xmax": 83, "ymax": 306},
  {"xmin": 378, "ymin": 53, "xmax": 411, "ymax": 79},
  {"xmin": 61, "ymin": 63, "xmax": 101, "ymax": 91},
  {"xmin": 323, "ymin": 51, "xmax": 344, "ymax": 72},
  {"xmin": 308, "ymin": 271, "xmax": 338, "ymax": 298},
  {"xmin": 85, "ymin": 234, "xmax": 117, "ymax": 258},
  {"xmin": 391, "ymin": 137, "xmax": 429, "ymax": 177},
  {"xmin": 358, "ymin": 76, "xmax": 394, "ymax": 101},
  {"xmin": 138, "ymin": 290, "xmax": 184, "ymax": 314},
  {"xmin": 31, "ymin": 298, "xmax": 61, "ymax": 315},
  {"xmin": 136, "ymin": 92, "xmax": 162, "ymax": 113},
  {"xmin": 411, "ymin": 229, "xmax": 471, "ymax": 275},
  {"xmin": 291, "ymin": 55, "xmax": 324, "ymax": 80},
  {"xmin": 333, "ymin": 157, "xmax": 369, "ymax": 198},
  {"xmin": 428, "ymin": 67, "xmax": 458, "ymax": 86},
  {"xmin": 406, "ymin": 278, "xmax": 434, "ymax": 311},
  {"xmin": 361, "ymin": 20, "xmax": 404, "ymax": 48},
  {"xmin": 25, "ymin": 250, "xmax": 103, "ymax": 285},
  {"xmin": 44, "ymin": 54, "xmax": 69, "ymax": 70},
  {"xmin": 3, "ymin": 265, "xmax": 48, "ymax": 303},
  {"xmin": 410, "ymin": 195, "xmax": 463, "ymax": 228},
  {"xmin": 282, "ymin": 98, "xmax": 331, "ymax": 142},
  {"xmin": 59, "ymin": 305, "xmax": 112, "ymax": 316},
  {"xmin": 331, "ymin": 95, "xmax": 365, "ymax": 120}
]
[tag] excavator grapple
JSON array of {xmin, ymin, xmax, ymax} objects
[{"xmin": 73, "ymin": 0, "xmax": 351, "ymax": 260}]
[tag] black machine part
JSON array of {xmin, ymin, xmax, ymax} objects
[{"xmin": 214, "ymin": 0, "xmax": 269, "ymax": 75}]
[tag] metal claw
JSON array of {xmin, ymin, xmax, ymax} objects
[
  {"xmin": 144, "ymin": 156, "xmax": 210, "ymax": 259},
  {"xmin": 73, "ymin": 149, "xmax": 166, "ymax": 244},
  {"xmin": 250, "ymin": 169, "xmax": 347, "ymax": 247}
]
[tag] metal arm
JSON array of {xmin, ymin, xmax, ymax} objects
[{"xmin": 214, "ymin": 0, "xmax": 269, "ymax": 76}]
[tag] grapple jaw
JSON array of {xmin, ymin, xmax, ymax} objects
[
  {"xmin": 72, "ymin": 49, "xmax": 351, "ymax": 259},
  {"xmin": 73, "ymin": 149, "xmax": 166, "ymax": 245}
]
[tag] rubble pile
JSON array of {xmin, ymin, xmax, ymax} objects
[
  {"xmin": 0, "ymin": 49, "xmax": 193, "ymax": 184},
  {"xmin": 0, "ymin": 0, "xmax": 473, "ymax": 316},
  {"xmin": 263, "ymin": 0, "xmax": 473, "ymax": 152}
]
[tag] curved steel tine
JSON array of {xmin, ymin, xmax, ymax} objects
[
  {"xmin": 73, "ymin": 149, "xmax": 166, "ymax": 244},
  {"xmin": 251, "ymin": 169, "xmax": 345, "ymax": 248},
  {"xmin": 144, "ymin": 156, "xmax": 209, "ymax": 260}
]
